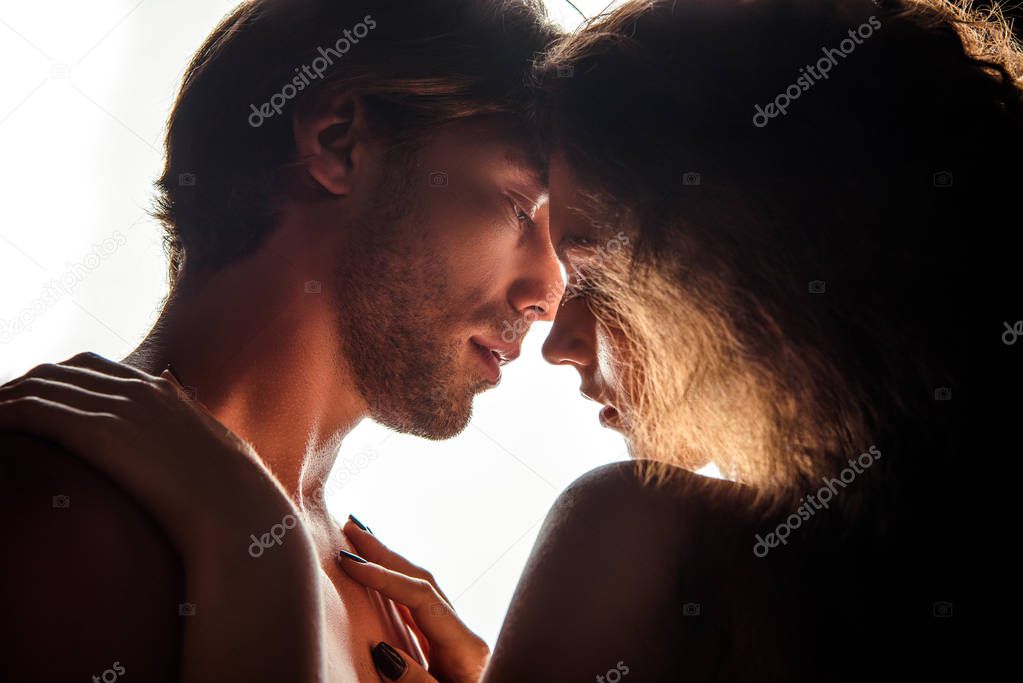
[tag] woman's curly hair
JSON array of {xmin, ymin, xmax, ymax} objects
[{"xmin": 535, "ymin": 0, "xmax": 1022, "ymax": 524}]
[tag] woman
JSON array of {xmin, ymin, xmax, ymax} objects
[
  {"xmin": 2, "ymin": 0, "xmax": 1014, "ymax": 680},
  {"xmin": 472, "ymin": 0, "xmax": 1012, "ymax": 680}
]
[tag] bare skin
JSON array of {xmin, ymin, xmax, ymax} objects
[
  {"xmin": 478, "ymin": 154, "xmax": 946, "ymax": 683},
  {"xmin": 0, "ymin": 102, "xmax": 561, "ymax": 681},
  {"xmin": 304, "ymin": 142, "xmax": 945, "ymax": 682}
]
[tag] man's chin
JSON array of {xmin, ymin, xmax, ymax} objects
[
  {"xmin": 378, "ymin": 411, "xmax": 473, "ymax": 441},
  {"xmin": 371, "ymin": 395, "xmax": 476, "ymax": 440}
]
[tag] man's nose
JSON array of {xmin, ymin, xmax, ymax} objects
[{"xmin": 508, "ymin": 220, "xmax": 564, "ymax": 323}]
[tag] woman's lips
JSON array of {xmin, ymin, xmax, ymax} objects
[
  {"xmin": 582, "ymin": 386, "xmax": 624, "ymax": 431},
  {"xmin": 598, "ymin": 404, "xmax": 622, "ymax": 429}
]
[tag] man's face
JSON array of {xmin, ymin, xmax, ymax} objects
[{"xmin": 336, "ymin": 119, "xmax": 563, "ymax": 439}]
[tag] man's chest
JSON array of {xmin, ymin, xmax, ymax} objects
[{"xmin": 313, "ymin": 522, "xmax": 424, "ymax": 681}]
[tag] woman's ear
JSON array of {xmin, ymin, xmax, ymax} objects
[{"xmin": 292, "ymin": 90, "xmax": 371, "ymax": 196}]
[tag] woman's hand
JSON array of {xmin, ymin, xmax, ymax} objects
[
  {"xmin": 0, "ymin": 352, "xmax": 297, "ymax": 557},
  {"xmin": 0, "ymin": 352, "xmax": 326, "ymax": 682},
  {"xmin": 338, "ymin": 517, "xmax": 490, "ymax": 683}
]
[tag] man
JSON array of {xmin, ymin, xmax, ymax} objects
[{"xmin": 0, "ymin": 0, "xmax": 562, "ymax": 679}]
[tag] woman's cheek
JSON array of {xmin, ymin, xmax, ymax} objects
[{"xmin": 595, "ymin": 323, "xmax": 632, "ymax": 402}]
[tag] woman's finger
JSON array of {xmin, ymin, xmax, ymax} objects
[
  {"xmin": 396, "ymin": 602, "xmax": 432, "ymax": 663},
  {"xmin": 60, "ymin": 351, "xmax": 159, "ymax": 382},
  {"xmin": 0, "ymin": 377, "xmax": 132, "ymax": 415},
  {"xmin": 371, "ymin": 641, "xmax": 438, "ymax": 682},
  {"xmin": 0, "ymin": 396, "xmax": 119, "ymax": 453},
  {"xmin": 3, "ymin": 357, "xmax": 177, "ymax": 408},
  {"xmin": 338, "ymin": 551, "xmax": 489, "ymax": 673},
  {"xmin": 343, "ymin": 517, "xmax": 452, "ymax": 605},
  {"xmin": 341, "ymin": 518, "xmax": 435, "ymax": 659},
  {"xmin": 3, "ymin": 363, "xmax": 133, "ymax": 396}
]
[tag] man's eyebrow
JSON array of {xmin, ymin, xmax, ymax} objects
[
  {"xmin": 503, "ymin": 142, "xmax": 548, "ymax": 189},
  {"xmin": 501, "ymin": 152, "xmax": 544, "ymax": 189}
]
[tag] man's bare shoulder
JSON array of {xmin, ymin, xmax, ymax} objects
[{"xmin": 0, "ymin": 432, "xmax": 182, "ymax": 680}]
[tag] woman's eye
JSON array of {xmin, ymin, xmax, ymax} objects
[{"xmin": 562, "ymin": 273, "xmax": 596, "ymax": 303}]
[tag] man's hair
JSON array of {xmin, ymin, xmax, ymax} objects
[
  {"xmin": 155, "ymin": 0, "xmax": 556, "ymax": 284},
  {"xmin": 535, "ymin": 0, "xmax": 1022, "ymax": 521}
]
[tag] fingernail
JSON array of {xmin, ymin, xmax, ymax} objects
[
  {"xmin": 338, "ymin": 549, "xmax": 368, "ymax": 563},
  {"xmin": 348, "ymin": 514, "xmax": 373, "ymax": 534},
  {"xmin": 371, "ymin": 642, "xmax": 406, "ymax": 680}
]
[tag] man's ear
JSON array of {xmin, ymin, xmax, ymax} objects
[{"xmin": 292, "ymin": 90, "xmax": 370, "ymax": 196}]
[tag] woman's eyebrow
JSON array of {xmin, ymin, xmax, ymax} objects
[{"xmin": 555, "ymin": 234, "xmax": 595, "ymax": 260}]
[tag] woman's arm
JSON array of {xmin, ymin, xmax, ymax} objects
[
  {"xmin": 2, "ymin": 434, "xmax": 184, "ymax": 681},
  {"xmin": 0, "ymin": 353, "xmax": 327, "ymax": 682}
]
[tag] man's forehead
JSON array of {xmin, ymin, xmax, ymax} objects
[{"xmin": 446, "ymin": 116, "xmax": 547, "ymax": 187}]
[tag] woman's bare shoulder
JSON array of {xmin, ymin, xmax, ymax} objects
[
  {"xmin": 485, "ymin": 461, "xmax": 742, "ymax": 683},
  {"xmin": 551, "ymin": 460, "xmax": 752, "ymax": 544},
  {"xmin": 0, "ymin": 432, "xmax": 182, "ymax": 680}
]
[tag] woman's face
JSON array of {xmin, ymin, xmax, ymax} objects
[{"xmin": 542, "ymin": 153, "xmax": 632, "ymax": 433}]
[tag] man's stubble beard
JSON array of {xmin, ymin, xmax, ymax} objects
[{"xmin": 334, "ymin": 150, "xmax": 486, "ymax": 439}]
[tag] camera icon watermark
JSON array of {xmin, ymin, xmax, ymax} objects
[
  {"xmin": 682, "ymin": 602, "xmax": 701, "ymax": 617},
  {"xmin": 52, "ymin": 494, "xmax": 70, "ymax": 508},
  {"xmin": 50, "ymin": 63, "xmax": 71, "ymax": 79},
  {"xmin": 428, "ymin": 171, "xmax": 448, "ymax": 187},
  {"xmin": 682, "ymin": 172, "xmax": 701, "ymax": 186},
  {"xmin": 808, "ymin": 280, "xmax": 826, "ymax": 294},
  {"xmin": 557, "ymin": 65, "xmax": 574, "ymax": 78},
  {"xmin": 933, "ymin": 387, "xmax": 952, "ymax": 401},
  {"xmin": 178, "ymin": 172, "xmax": 197, "ymax": 187},
  {"xmin": 933, "ymin": 171, "xmax": 953, "ymax": 187},
  {"xmin": 429, "ymin": 384, "xmax": 451, "ymax": 405},
  {"xmin": 304, "ymin": 280, "xmax": 322, "ymax": 294},
  {"xmin": 933, "ymin": 601, "xmax": 953, "ymax": 617},
  {"xmin": 178, "ymin": 602, "xmax": 196, "ymax": 616},
  {"xmin": 428, "ymin": 602, "xmax": 453, "ymax": 617}
]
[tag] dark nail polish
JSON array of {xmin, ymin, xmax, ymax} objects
[
  {"xmin": 348, "ymin": 514, "xmax": 373, "ymax": 534},
  {"xmin": 371, "ymin": 642, "xmax": 406, "ymax": 680},
  {"xmin": 338, "ymin": 549, "xmax": 368, "ymax": 563}
]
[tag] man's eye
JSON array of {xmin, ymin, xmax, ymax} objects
[{"xmin": 508, "ymin": 198, "xmax": 530, "ymax": 224}]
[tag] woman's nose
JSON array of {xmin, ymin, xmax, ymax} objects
[{"xmin": 542, "ymin": 297, "xmax": 596, "ymax": 367}]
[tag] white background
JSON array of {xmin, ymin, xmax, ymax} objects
[{"xmin": 0, "ymin": 0, "xmax": 639, "ymax": 647}]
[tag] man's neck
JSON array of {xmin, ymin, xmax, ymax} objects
[{"xmin": 121, "ymin": 249, "xmax": 366, "ymax": 509}]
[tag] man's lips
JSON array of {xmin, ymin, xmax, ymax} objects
[{"xmin": 469, "ymin": 335, "xmax": 521, "ymax": 384}]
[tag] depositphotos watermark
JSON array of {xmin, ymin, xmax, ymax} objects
[
  {"xmin": 753, "ymin": 445, "xmax": 882, "ymax": 557},
  {"xmin": 248, "ymin": 15, "xmax": 377, "ymax": 128},
  {"xmin": 308, "ymin": 444, "xmax": 380, "ymax": 506},
  {"xmin": 1002, "ymin": 320, "xmax": 1023, "ymax": 345},
  {"xmin": 248, "ymin": 513, "xmax": 299, "ymax": 558},
  {"xmin": 753, "ymin": 15, "xmax": 881, "ymax": 128},
  {"xmin": 596, "ymin": 661, "xmax": 630, "ymax": 683},
  {"xmin": 1, "ymin": 230, "xmax": 128, "ymax": 344},
  {"xmin": 91, "ymin": 661, "xmax": 125, "ymax": 683}
]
